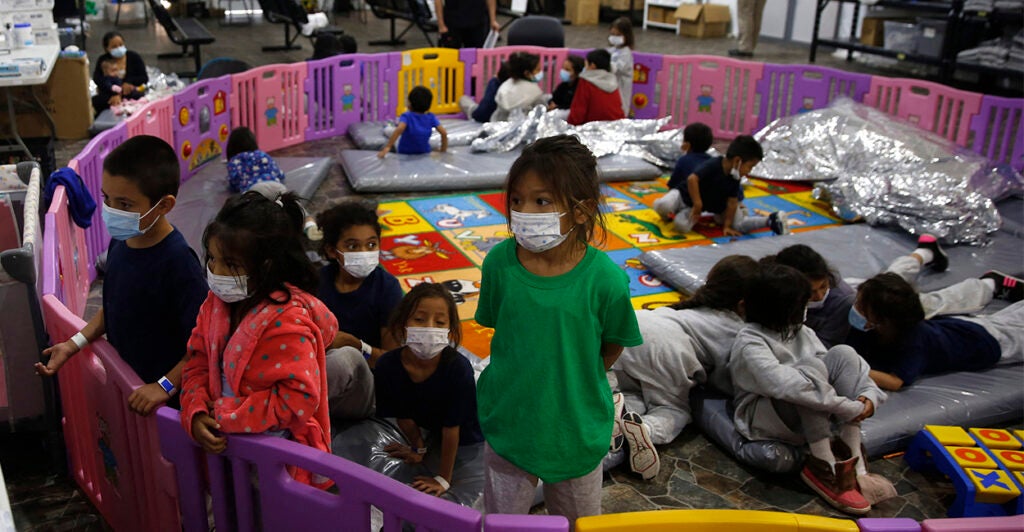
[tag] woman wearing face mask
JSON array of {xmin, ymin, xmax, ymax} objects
[
  {"xmin": 373, "ymin": 283, "xmax": 483, "ymax": 497},
  {"xmin": 180, "ymin": 191, "xmax": 339, "ymax": 489},
  {"xmin": 491, "ymin": 51, "xmax": 550, "ymax": 122},
  {"xmin": 314, "ymin": 201, "xmax": 402, "ymax": 423},
  {"xmin": 606, "ymin": 17, "xmax": 635, "ymax": 117},
  {"xmin": 92, "ymin": 31, "xmax": 149, "ymax": 115}
]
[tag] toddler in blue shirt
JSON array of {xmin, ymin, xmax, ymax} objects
[{"xmin": 378, "ymin": 86, "xmax": 448, "ymax": 158}]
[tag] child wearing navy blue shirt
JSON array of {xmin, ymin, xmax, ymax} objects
[
  {"xmin": 378, "ymin": 86, "xmax": 448, "ymax": 158},
  {"xmin": 37, "ymin": 136, "xmax": 207, "ymax": 416}
]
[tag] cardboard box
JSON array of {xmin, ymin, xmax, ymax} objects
[
  {"xmin": 860, "ymin": 17, "xmax": 885, "ymax": 46},
  {"xmin": 0, "ymin": 57, "xmax": 94, "ymax": 140},
  {"xmin": 566, "ymin": 0, "xmax": 599, "ymax": 25},
  {"xmin": 674, "ymin": 4, "xmax": 730, "ymax": 39},
  {"xmin": 648, "ymin": 5, "xmax": 673, "ymax": 24}
]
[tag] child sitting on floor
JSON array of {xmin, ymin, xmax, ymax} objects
[
  {"xmin": 180, "ymin": 191, "xmax": 338, "ymax": 488},
  {"xmin": 315, "ymin": 200, "xmax": 403, "ymax": 421},
  {"xmin": 567, "ymin": 49, "xmax": 625, "ymax": 126},
  {"xmin": 491, "ymin": 51, "xmax": 549, "ymax": 122},
  {"xmin": 226, "ymin": 126, "xmax": 287, "ymax": 194},
  {"xmin": 729, "ymin": 263, "xmax": 892, "ymax": 515},
  {"xmin": 96, "ymin": 57, "xmax": 144, "ymax": 110},
  {"xmin": 548, "ymin": 55, "xmax": 584, "ymax": 111},
  {"xmin": 658, "ymin": 135, "xmax": 787, "ymax": 237},
  {"xmin": 460, "ymin": 61, "xmax": 510, "ymax": 123},
  {"xmin": 379, "ymin": 86, "xmax": 448, "ymax": 158},
  {"xmin": 848, "ymin": 272, "xmax": 1024, "ymax": 391},
  {"xmin": 374, "ymin": 283, "xmax": 483, "ymax": 497},
  {"xmin": 652, "ymin": 122, "xmax": 714, "ymax": 218}
]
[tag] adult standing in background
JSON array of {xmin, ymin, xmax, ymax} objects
[
  {"xmin": 729, "ymin": 0, "xmax": 766, "ymax": 58},
  {"xmin": 92, "ymin": 31, "xmax": 149, "ymax": 114},
  {"xmin": 434, "ymin": 0, "xmax": 500, "ymax": 49}
]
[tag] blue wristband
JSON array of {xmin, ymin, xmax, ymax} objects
[{"xmin": 157, "ymin": 376, "xmax": 176, "ymax": 396}]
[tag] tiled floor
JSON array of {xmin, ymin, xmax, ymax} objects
[{"xmin": 14, "ymin": 9, "xmax": 998, "ymax": 530}]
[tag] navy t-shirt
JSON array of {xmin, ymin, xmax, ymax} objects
[
  {"xmin": 374, "ymin": 346, "xmax": 484, "ymax": 446},
  {"xmin": 805, "ymin": 278, "xmax": 856, "ymax": 349},
  {"xmin": 103, "ymin": 228, "xmax": 207, "ymax": 385},
  {"xmin": 472, "ymin": 78, "xmax": 501, "ymax": 122},
  {"xmin": 667, "ymin": 152, "xmax": 713, "ymax": 190},
  {"xmin": 681, "ymin": 156, "xmax": 741, "ymax": 214},
  {"xmin": 847, "ymin": 317, "xmax": 1001, "ymax": 386},
  {"xmin": 397, "ymin": 111, "xmax": 440, "ymax": 155},
  {"xmin": 316, "ymin": 262, "xmax": 403, "ymax": 347}
]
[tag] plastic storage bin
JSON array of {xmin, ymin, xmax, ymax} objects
[{"xmin": 883, "ymin": 21, "xmax": 919, "ymax": 54}]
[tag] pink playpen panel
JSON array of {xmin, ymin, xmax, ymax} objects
[
  {"xmin": 125, "ymin": 98, "xmax": 176, "ymax": 146},
  {"xmin": 305, "ymin": 55, "xmax": 365, "ymax": 141},
  {"xmin": 230, "ymin": 63, "xmax": 308, "ymax": 153},
  {"xmin": 173, "ymin": 77, "xmax": 233, "ymax": 183},
  {"xmin": 656, "ymin": 55, "xmax": 763, "ymax": 139},
  {"xmin": 756, "ymin": 64, "xmax": 872, "ymax": 129},
  {"xmin": 42, "ymin": 295, "xmax": 182, "ymax": 532},
  {"xmin": 970, "ymin": 95, "xmax": 1024, "ymax": 171},
  {"xmin": 862, "ymin": 77, "xmax": 982, "ymax": 147},
  {"xmin": 469, "ymin": 46, "xmax": 568, "ymax": 100},
  {"xmin": 76, "ymin": 124, "xmax": 128, "ymax": 279},
  {"xmin": 40, "ymin": 186, "xmax": 90, "ymax": 316}
]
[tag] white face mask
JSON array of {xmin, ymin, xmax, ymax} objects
[
  {"xmin": 802, "ymin": 306, "xmax": 809, "ymax": 323},
  {"xmin": 510, "ymin": 210, "xmax": 573, "ymax": 253},
  {"xmin": 806, "ymin": 287, "xmax": 830, "ymax": 309},
  {"xmin": 339, "ymin": 250, "xmax": 378, "ymax": 278},
  {"xmin": 730, "ymin": 164, "xmax": 742, "ymax": 181},
  {"xmin": 405, "ymin": 327, "xmax": 449, "ymax": 360},
  {"xmin": 207, "ymin": 267, "xmax": 250, "ymax": 303},
  {"xmin": 608, "ymin": 35, "xmax": 625, "ymax": 47}
]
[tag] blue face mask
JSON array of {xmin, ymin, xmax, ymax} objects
[
  {"xmin": 532, "ymin": 71, "xmax": 544, "ymax": 83},
  {"xmin": 560, "ymin": 69, "xmax": 571, "ymax": 83},
  {"xmin": 110, "ymin": 45, "xmax": 127, "ymax": 58},
  {"xmin": 848, "ymin": 306, "xmax": 872, "ymax": 331},
  {"xmin": 102, "ymin": 201, "xmax": 160, "ymax": 241}
]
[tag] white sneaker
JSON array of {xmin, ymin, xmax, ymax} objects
[
  {"xmin": 622, "ymin": 411, "xmax": 659, "ymax": 480},
  {"xmin": 610, "ymin": 392, "xmax": 625, "ymax": 452}
]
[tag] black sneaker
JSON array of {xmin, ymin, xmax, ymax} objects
[
  {"xmin": 727, "ymin": 49, "xmax": 753, "ymax": 58},
  {"xmin": 767, "ymin": 211, "xmax": 789, "ymax": 235},
  {"xmin": 916, "ymin": 234, "xmax": 948, "ymax": 272},
  {"xmin": 981, "ymin": 271, "xmax": 1024, "ymax": 302},
  {"xmin": 622, "ymin": 411, "xmax": 659, "ymax": 480}
]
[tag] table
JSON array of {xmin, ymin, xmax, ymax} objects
[{"xmin": 0, "ymin": 44, "xmax": 60, "ymax": 160}]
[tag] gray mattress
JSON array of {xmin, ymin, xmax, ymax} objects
[
  {"xmin": 341, "ymin": 147, "xmax": 663, "ymax": 192},
  {"xmin": 89, "ymin": 109, "xmax": 124, "ymax": 136},
  {"xmin": 348, "ymin": 119, "xmax": 486, "ymax": 151},
  {"xmin": 167, "ymin": 157, "xmax": 333, "ymax": 253}
]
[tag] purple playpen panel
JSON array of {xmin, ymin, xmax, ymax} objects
[
  {"xmin": 41, "ymin": 186, "xmax": 90, "ymax": 316},
  {"xmin": 857, "ymin": 517, "xmax": 922, "ymax": 531},
  {"xmin": 173, "ymin": 76, "xmax": 233, "ymax": 183},
  {"xmin": 631, "ymin": 52, "xmax": 663, "ymax": 120},
  {"xmin": 921, "ymin": 515, "xmax": 1024, "ymax": 531},
  {"xmin": 969, "ymin": 95, "xmax": 1024, "ymax": 172},
  {"xmin": 863, "ymin": 77, "xmax": 982, "ymax": 147},
  {"xmin": 157, "ymin": 408, "xmax": 484, "ymax": 532},
  {"xmin": 305, "ymin": 55, "xmax": 363, "ymax": 141},
  {"xmin": 656, "ymin": 55, "xmax": 763, "ymax": 139},
  {"xmin": 357, "ymin": 52, "xmax": 399, "ymax": 123},
  {"xmin": 125, "ymin": 98, "xmax": 176, "ymax": 146},
  {"xmin": 76, "ymin": 123, "xmax": 128, "ymax": 279},
  {"xmin": 42, "ymin": 294, "xmax": 182, "ymax": 532},
  {"xmin": 230, "ymin": 63, "xmax": 308, "ymax": 153},
  {"xmin": 459, "ymin": 48, "xmax": 477, "ymax": 99},
  {"xmin": 484, "ymin": 514, "xmax": 570, "ymax": 531},
  {"xmin": 470, "ymin": 46, "xmax": 568, "ymax": 99},
  {"xmin": 756, "ymin": 64, "xmax": 872, "ymax": 130}
]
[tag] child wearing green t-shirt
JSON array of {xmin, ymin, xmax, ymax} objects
[{"xmin": 475, "ymin": 135, "xmax": 643, "ymax": 523}]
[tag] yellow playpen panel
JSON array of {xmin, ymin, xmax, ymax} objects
[
  {"xmin": 396, "ymin": 48, "xmax": 465, "ymax": 116},
  {"xmin": 575, "ymin": 510, "xmax": 859, "ymax": 532}
]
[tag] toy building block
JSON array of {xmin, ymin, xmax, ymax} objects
[
  {"xmin": 994, "ymin": 450, "xmax": 1024, "ymax": 472},
  {"xmin": 965, "ymin": 468, "xmax": 1021, "ymax": 504},
  {"xmin": 971, "ymin": 428, "xmax": 1022, "ymax": 450},
  {"xmin": 948, "ymin": 446, "xmax": 998, "ymax": 469},
  {"xmin": 927, "ymin": 425, "xmax": 976, "ymax": 447}
]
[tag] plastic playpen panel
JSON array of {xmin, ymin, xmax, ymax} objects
[
  {"xmin": 359, "ymin": 52, "xmax": 400, "ymax": 123},
  {"xmin": 655, "ymin": 55, "xmax": 763, "ymax": 139},
  {"xmin": 75, "ymin": 124, "xmax": 128, "ymax": 280},
  {"xmin": 125, "ymin": 98, "xmax": 176, "ymax": 146},
  {"xmin": 40, "ymin": 186, "xmax": 89, "ymax": 316},
  {"xmin": 173, "ymin": 77, "xmax": 233, "ymax": 183},
  {"xmin": 756, "ymin": 64, "xmax": 872, "ymax": 129},
  {"xmin": 305, "ymin": 55, "xmax": 364, "ymax": 141},
  {"xmin": 42, "ymin": 294, "xmax": 182, "ymax": 532},
  {"xmin": 863, "ymin": 77, "xmax": 982, "ymax": 147},
  {"xmin": 469, "ymin": 46, "xmax": 568, "ymax": 100},
  {"xmin": 970, "ymin": 95, "xmax": 1024, "ymax": 172},
  {"xmin": 631, "ymin": 52, "xmax": 663, "ymax": 120},
  {"xmin": 230, "ymin": 63, "xmax": 309, "ymax": 153},
  {"xmin": 396, "ymin": 48, "xmax": 466, "ymax": 116}
]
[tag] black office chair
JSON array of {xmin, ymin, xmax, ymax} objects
[
  {"xmin": 197, "ymin": 58, "xmax": 252, "ymax": 80},
  {"xmin": 506, "ymin": 15, "xmax": 564, "ymax": 48}
]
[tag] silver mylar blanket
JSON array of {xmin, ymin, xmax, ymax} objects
[{"xmin": 755, "ymin": 98, "xmax": 1024, "ymax": 246}]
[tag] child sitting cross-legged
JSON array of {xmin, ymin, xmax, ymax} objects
[
  {"xmin": 652, "ymin": 122, "xmax": 714, "ymax": 218},
  {"xmin": 374, "ymin": 283, "xmax": 483, "ymax": 497},
  {"xmin": 728, "ymin": 263, "xmax": 893, "ymax": 515},
  {"xmin": 566, "ymin": 49, "xmax": 625, "ymax": 126},
  {"xmin": 378, "ymin": 86, "xmax": 448, "ymax": 158}
]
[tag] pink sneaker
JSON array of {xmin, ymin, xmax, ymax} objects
[{"xmin": 800, "ymin": 455, "xmax": 871, "ymax": 515}]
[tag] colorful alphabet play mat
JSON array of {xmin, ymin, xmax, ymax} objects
[{"xmin": 375, "ymin": 176, "xmax": 841, "ymax": 358}]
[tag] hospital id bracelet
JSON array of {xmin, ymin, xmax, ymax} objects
[
  {"xmin": 412, "ymin": 446, "xmax": 427, "ymax": 455},
  {"xmin": 361, "ymin": 340, "xmax": 373, "ymax": 360},
  {"xmin": 70, "ymin": 332, "xmax": 89, "ymax": 350},
  {"xmin": 433, "ymin": 475, "xmax": 450, "ymax": 491},
  {"xmin": 157, "ymin": 376, "xmax": 177, "ymax": 397}
]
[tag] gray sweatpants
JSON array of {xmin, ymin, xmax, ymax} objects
[
  {"xmin": 959, "ymin": 300, "xmax": 1024, "ymax": 365},
  {"xmin": 483, "ymin": 443, "xmax": 602, "ymax": 528},
  {"xmin": 652, "ymin": 189, "xmax": 767, "ymax": 234},
  {"xmin": 325, "ymin": 346, "xmax": 375, "ymax": 422},
  {"xmin": 886, "ymin": 256, "xmax": 994, "ymax": 318}
]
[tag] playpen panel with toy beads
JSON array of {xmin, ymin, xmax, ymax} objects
[
  {"xmin": 468, "ymin": 46, "xmax": 568, "ymax": 100},
  {"xmin": 41, "ymin": 186, "xmax": 90, "ymax": 317},
  {"xmin": 155, "ymin": 408, "xmax": 486, "ymax": 532},
  {"xmin": 75, "ymin": 124, "xmax": 128, "ymax": 281},
  {"xmin": 862, "ymin": 77, "xmax": 982, "ymax": 147},
  {"xmin": 970, "ymin": 95, "xmax": 1024, "ymax": 172},
  {"xmin": 655, "ymin": 55, "xmax": 763, "ymax": 139},
  {"xmin": 756, "ymin": 64, "xmax": 872, "ymax": 130},
  {"xmin": 41, "ymin": 293, "xmax": 182, "ymax": 532},
  {"xmin": 630, "ymin": 52, "xmax": 663, "ymax": 120},
  {"xmin": 396, "ymin": 48, "xmax": 466, "ymax": 116},
  {"xmin": 173, "ymin": 77, "xmax": 233, "ymax": 183},
  {"xmin": 305, "ymin": 55, "xmax": 364, "ymax": 141},
  {"xmin": 229, "ymin": 63, "xmax": 309, "ymax": 153},
  {"xmin": 124, "ymin": 98, "xmax": 176, "ymax": 147}
]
